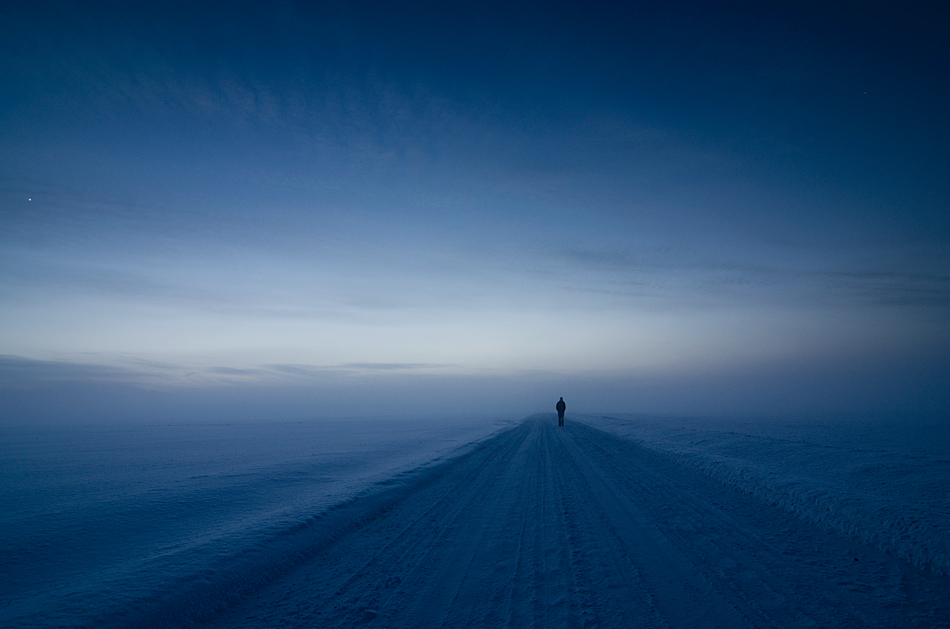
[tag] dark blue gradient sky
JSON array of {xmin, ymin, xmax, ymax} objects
[{"xmin": 2, "ymin": 1, "xmax": 949, "ymax": 420}]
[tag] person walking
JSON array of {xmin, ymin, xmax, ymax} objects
[{"xmin": 556, "ymin": 397, "xmax": 566, "ymax": 426}]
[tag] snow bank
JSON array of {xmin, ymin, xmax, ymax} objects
[{"xmin": 579, "ymin": 413, "xmax": 950, "ymax": 576}]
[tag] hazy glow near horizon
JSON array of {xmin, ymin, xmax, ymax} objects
[{"xmin": 1, "ymin": 2, "xmax": 948, "ymax": 418}]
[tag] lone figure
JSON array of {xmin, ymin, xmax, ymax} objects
[{"xmin": 556, "ymin": 397, "xmax": 566, "ymax": 426}]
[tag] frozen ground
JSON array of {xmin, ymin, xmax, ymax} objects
[
  {"xmin": 204, "ymin": 416, "xmax": 948, "ymax": 628},
  {"xmin": 0, "ymin": 415, "xmax": 518, "ymax": 628},
  {"xmin": 2, "ymin": 414, "xmax": 948, "ymax": 628},
  {"xmin": 581, "ymin": 413, "xmax": 950, "ymax": 577}
]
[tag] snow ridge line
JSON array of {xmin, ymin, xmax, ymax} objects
[
  {"xmin": 581, "ymin": 416, "xmax": 949, "ymax": 576},
  {"xmin": 86, "ymin": 428, "xmax": 518, "ymax": 629}
]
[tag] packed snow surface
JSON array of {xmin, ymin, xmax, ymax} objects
[{"xmin": 2, "ymin": 413, "xmax": 948, "ymax": 627}]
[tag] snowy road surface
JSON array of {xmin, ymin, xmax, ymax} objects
[{"xmin": 203, "ymin": 416, "xmax": 948, "ymax": 628}]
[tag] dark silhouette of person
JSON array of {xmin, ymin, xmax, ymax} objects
[{"xmin": 556, "ymin": 397, "xmax": 566, "ymax": 426}]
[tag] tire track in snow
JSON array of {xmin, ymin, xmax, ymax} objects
[
  {"xmin": 319, "ymin": 421, "xmax": 534, "ymax": 627},
  {"xmin": 203, "ymin": 416, "xmax": 950, "ymax": 629},
  {"xmin": 553, "ymin": 422, "xmax": 671, "ymax": 628}
]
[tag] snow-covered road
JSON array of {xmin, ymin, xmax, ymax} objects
[{"xmin": 203, "ymin": 416, "xmax": 948, "ymax": 628}]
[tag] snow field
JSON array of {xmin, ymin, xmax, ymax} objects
[
  {"xmin": 0, "ymin": 416, "xmax": 519, "ymax": 629},
  {"xmin": 203, "ymin": 416, "xmax": 950, "ymax": 628},
  {"xmin": 3, "ymin": 413, "xmax": 948, "ymax": 628},
  {"xmin": 581, "ymin": 413, "xmax": 950, "ymax": 576}
]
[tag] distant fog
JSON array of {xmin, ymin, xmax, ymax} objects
[{"xmin": 2, "ymin": 353, "xmax": 947, "ymax": 425}]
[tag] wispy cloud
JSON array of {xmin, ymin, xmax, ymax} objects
[
  {"xmin": 549, "ymin": 242, "xmax": 950, "ymax": 310},
  {"xmin": 337, "ymin": 362, "xmax": 453, "ymax": 371},
  {"xmin": 268, "ymin": 362, "xmax": 457, "ymax": 377},
  {"xmin": 816, "ymin": 270, "xmax": 950, "ymax": 307},
  {"xmin": 0, "ymin": 354, "xmax": 465, "ymax": 393},
  {"xmin": 205, "ymin": 366, "xmax": 267, "ymax": 376},
  {"xmin": 0, "ymin": 354, "xmax": 150, "ymax": 386}
]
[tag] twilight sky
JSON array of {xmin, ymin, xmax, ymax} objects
[{"xmin": 2, "ymin": 1, "xmax": 949, "ymax": 421}]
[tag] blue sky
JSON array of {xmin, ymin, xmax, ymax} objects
[{"xmin": 2, "ymin": 1, "xmax": 948, "ymax": 420}]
